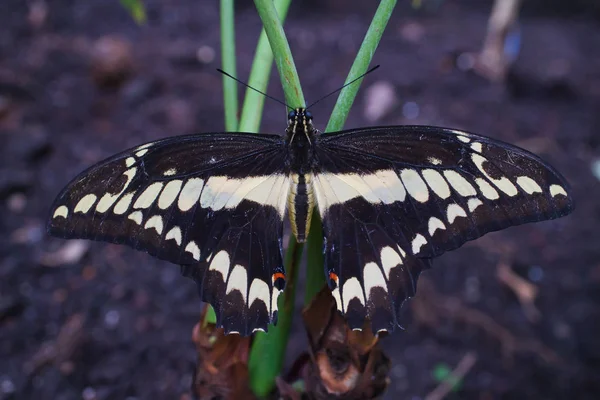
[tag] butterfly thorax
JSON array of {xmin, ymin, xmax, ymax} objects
[{"xmin": 285, "ymin": 108, "xmax": 317, "ymax": 242}]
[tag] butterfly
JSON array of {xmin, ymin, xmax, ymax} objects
[{"xmin": 48, "ymin": 107, "xmax": 574, "ymax": 335}]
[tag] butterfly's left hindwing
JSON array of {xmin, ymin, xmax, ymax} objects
[
  {"xmin": 313, "ymin": 126, "xmax": 573, "ymax": 332},
  {"xmin": 48, "ymin": 133, "xmax": 290, "ymax": 334}
]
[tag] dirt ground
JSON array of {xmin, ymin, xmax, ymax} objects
[{"xmin": 1, "ymin": 1, "xmax": 600, "ymax": 399}]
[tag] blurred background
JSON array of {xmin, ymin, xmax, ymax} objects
[{"xmin": 1, "ymin": 0, "xmax": 599, "ymax": 399}]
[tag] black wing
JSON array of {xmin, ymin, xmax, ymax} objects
[
  {"xmin": 48, "ymin": 132, "xmax": 290, "ymax": 334},
  {"xmin": 313, "ymin": 125, "xmax": 573, "ymax": 333}
]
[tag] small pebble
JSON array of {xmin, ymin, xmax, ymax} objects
[
  {"xmin": 456, "ymin": 52, "xmax": 476, "ymax": 71},
  {"xmin": 402, "ymin": 101, "xmax": 420, "ymax": 120},
  {"xmin": 465, "ymin": 276, "xmax": 481, "ymax": 303},
  {"xmin": 364, "ymin": 81, "xmax": 397, "ymax": 122},
  {"xmin": 104, "ymin": 310, "xmax": 120, "ymax": 329},
  {"xmin": 0, "ymin": 377, "xmax": 15, "ymax": 394},
  {"xmin": 82, "ymin": 387, "xmax": 97, "ymax": 400},
  {"xmin": 7, "ymin": 193, "xmax": 27, "ymax": 213},
  {"xmin": 91, "ymin": 36, "xmax": 135, "ymax": 88},
  {"xmin": 196, "ymin": 45, "xmax": 215, "ymax": 64},
  {"xmin": 528, "ymin": 265, "xmax": 544, "ymax": 282}
]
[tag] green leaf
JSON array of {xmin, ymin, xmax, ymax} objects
[
  {"xmin": 245, "ymin": 0, "xmax": 398, "ymax": 397},
  {"xmin": 203, "ymin": 304, "xmax": 217, "ymax": 326},
  {"xmin": 119, "ymin": 0, "xmax": 147, "ymax": 25},
  {"xmin": 326, "ymin": 0, "xmax": 397, "ymax": 133},
  {"xmin": 239, "ymin": 0, "xmax": 298, "ymax": 397},
  {"xmin": 220, "ymin": 0, "xmax": 239, "ymax": 131},
  {"xmin": 238, "ymin": 0, "xmax": 293, "ymax": 132},
  {"xmin": 303, "ymin": 0, "xmax": 398, "ymax": 311},
  {"xmin": 249, "ymin": 237, "xmax": 304, "ymax": 397},
  {"xmin": 252, "ymin": 0, "xmax": 305, "ymax": 109}
]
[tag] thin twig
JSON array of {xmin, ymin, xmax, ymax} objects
[{"xmin": 425, "ymin": 352, "xmax": 478, "ymax": 400}]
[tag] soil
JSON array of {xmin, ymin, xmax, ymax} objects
[{"xmin": 1, "ymin": 1, "xmax": 600, "ymax": 399}]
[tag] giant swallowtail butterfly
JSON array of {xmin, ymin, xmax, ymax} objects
[{"xmin": 48, "ymin": 106, "xmax": 573, "ymax": 335}]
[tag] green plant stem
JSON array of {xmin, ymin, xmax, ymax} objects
[
  {"xmin": 326, "ymin": 0, "xmax": 397, "ymax": 132},
  {"xmin": 249, "ymin": 238, "xmax": 304, "ymax": 397},
  {"xmin": 220, "ymin": 0, "xmax": 239, "ymax": 131},
  {"xmin": 304, "ymin": 0, "xmax": 398, "ymax": 309},
  {"xmin": 247, "ymin": 0, "xmax": 305, "ymax": 397},
  {"xmin": 239, "ymin": 0, "xmax": 292, "ymax": 132},
  {"xmin": 253, "ymin": 0, "xmax": 305, "ymax": 108}
]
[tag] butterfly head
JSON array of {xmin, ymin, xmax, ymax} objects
[
  {"xmin": 287, "ymin": 108, "xmax": 315, "ymax": 144},
  {"xmin": 288, "ymin": 108, "xmax": 313, "ymax": 126}
]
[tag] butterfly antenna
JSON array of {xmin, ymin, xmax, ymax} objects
[
  {"xmin": 217, "ymin": 68, "xmax": 292, "ymax": 110},
  {"xmin": 306, "ymin": 65, "xmax": 380, "ymax": 110}
]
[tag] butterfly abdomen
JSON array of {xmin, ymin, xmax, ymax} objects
[{"xmin": 288, "ymin": 173, "xmax": 314, "ymax": 242}]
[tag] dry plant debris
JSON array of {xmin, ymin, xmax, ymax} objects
[
  {"xmin": 496, "ymin": 261, "xmax": 541, "ymax": 323},
  {"xmin": 411, "ymin": 276, "xmax": 560, "ymax": 365},
  {"xmin": 293, "ymin": 287, "xmax": 391, "ymax": 399},
  {"xmin": 191, "ymin": 306, "xmax": 255, "ymax": 400}
]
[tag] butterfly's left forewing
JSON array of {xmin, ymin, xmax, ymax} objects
[
  {"xmin": 313, "ymin": 126, "xmax": 573, "ymax": 332},
  {"xmin": 48, "ymin": 133, "xmax": 290, "ymax": 334}
]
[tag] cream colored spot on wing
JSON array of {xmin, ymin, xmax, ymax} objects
[
  {"xmin": 226, "ymin": 264, "xmax": 248, "ymax": 302},
  {"xmin": 248, "ymin": 278, "xmax": 270, "ymax": 308},
  {"xmin": 443, "ymin": 171, "xmax": 477, "ymax": 196},
  {"xmin": 331, "ymin": 173, "xmax": 380, "ymax": 203},
  {"xmin": 472, "ymin": 154, "xmax": 518, "ymax": 196},
  {"xmin": 331, "ymin": 287, "xmax": 342, "ymax": 311},
  {"xmin": 200, "ymin": 176, "xmax": 233, "ymax": 210},
  {"xmin": 342, "ymin": 277, "xmax": 366, "ymax": 312},
  {"xmin": 136, "ymin": 142, "xmax": 153, "ymax": 151},
  {"xmin": 475, "ymin": 178, "xmax": 500, "ymax": 200},
  {"xmin": 516, "ymin": 176, "xmax": 543, "ymax": 194},
  {"xmin": 428, "ymin": 157, "xmax": 443, "ymax": 165},
  {"xmin": 422, "ymin": 169, "xmax": 451, "ymax": 199},
  {"xmin": 74, "ymin": 194, "xmax": 97, "ymax": 214},
  {"xmin": 158, "ymin": 180, "xmax": 183, "ymax": 209},
  {"xmin": 400, "ymin": 169, "xmax": 429, "ymax": 202},
  {"xmin": 467, "ymin": 198, "xmax": 483, "ymax": 212},
  {"xmin": 361, "ymin": 169, "xmax": 406, "ymax": 204},
  {"xmin": 411, "ymin": 234, "xmax": 427, "ymax": 254},
  {"xmin": 397, "ymin": 245, "xmax": 406, "ymax": 258},
  {"xmin": 178, "ymin": 178, "xmax": 204, "ymax": 211},
  {"xmin": 363, "ymin": 262, "xmax": 387, "ymax": 299},
  {"xmin": 53, "ymin": 205, "xmax": 68, "ymax": 219},
  {"xmin": 96, "ymin": 167, "xmax": 137, "ymax": 213},
  {"xmin": 113, "ymin": 192, "xmax": 134, "ymax": 215},
  {"xmin": 163, "ymin": 168, "xmax": 177, "ymax": 176},
  {"xmin": 549, "ymin": 184, "xmax": 567, "ymax": 197},
  {"xmin": 428, "ymin": 217, "xmax": 446, "ymax": 236},
  {"xmin": 312, "ymin": 170, "xmax": 409, "ymax": 214},
  {"xmin": 209, "ymin": 250, "xmax": 230, "ymax": 281},
  {"xmin": 312, "ymin": 173, "xmax": 366, "ymax": 214},
  {"xmin": 128, "ymin": 210, "xmax": 143, "ymax": 225},
  {"xmin": 135, "ymin": 149, "xmax": 148, "ymax": 157},
  {"xmin": 455, "ymin": 133, "xmax": 471, "ymax": 143},
  {"xmin": 185, "ymin": 241, "xmax": 200, "ymax": 260},
  {"xmin": 226, "ymin": 175, "xmax": 290, "ymax": 216},
  {"xmin": 125, "ymin": 157, "xmax": 136, "ymax": 167},
  {"xmin": 134, "ymin": 182, "xmax": 164, "ymax": 209},
  {"xmin": 380, "ymin": 246, "xmax": 402, "ymax": 280},
  {"xmin": 165, "ymin": 226, "xmax": 182, "ymax": 246},
  {"xmin": 447, "ymin": 203, "xmax": 467, "ymax": 223},
  {"xmin": 144, "ymin": 215, "xmax": 163, "ymax": 235},
  {"xmin": 470, "ymin": 142, "xmax": 483, "ymax": 152},
  {"xmin": 271, "ymin": 287, "xmax": 281, "ymax": 315}
]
